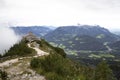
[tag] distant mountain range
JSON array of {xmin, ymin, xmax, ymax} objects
[
  {"xmin": 11, "ymin": 26, "xmax": 53, "ymax": 37},
  {"xmin": 11, "ymin": 25, "xmax": 120, "ymax": 51},
  {"xmin": 44, "ymin": 25, "xmax": 120, "ymax": 51},
  {"xmin": 45, "ymin": 25, "xmax": 119, "ymax": 42}
]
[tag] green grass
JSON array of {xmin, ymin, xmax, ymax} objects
[
  {"xmin": 49, "ymin": 42, "xmax": 58, "ymax": 47},
  {"xmin": 89, "ymin": 54, "xmax": 101, "ymax": 58},
  {"xmin": 96, "ymin": 34, "xmax": 105, "ymax": 39},
  {"xmin": 68, "ymin": 41, "xmax": 73, "ymax": 44},
  {"xmin": 58, "ymin": 44, "xmax": 66, "ymax": 49},
  {"xmin": 75, "ymin": 37, "xmax": 79, "ymax": 40},
  {"xmin": 89, "ymin": 54, "xmax": 115, "ymax": 58},
  {"xmin": 65, "ymin": 49, "xmax": 78, "ymax": 55}
]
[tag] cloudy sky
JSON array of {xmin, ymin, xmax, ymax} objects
[
  {"xmin": 0, "ymin": 27, "xmax": 20, "ymax": 54},
  {"xmin": 0, "ymin": 0, "xmax": 120, "ymax": 30}
]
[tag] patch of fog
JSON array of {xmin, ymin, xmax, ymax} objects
[{"xmin": 0, "ymin": 27, "xmax": 21, "ymax": 54}]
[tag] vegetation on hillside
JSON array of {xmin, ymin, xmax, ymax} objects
[
  {"xmin": 30, "ymin": 39, "xmax": 116, "ymax": 80},
  {"xmin": 46, "ymin": 35, "xmax": 107, "ymax": 51},
  {"xmin": 30, "ymin": 53, "xmax": 94, "ymax": 80},
  {"xmin": 0, "ymin": 35, "xmax": 116, "ymax": 80},
  {"xmin": 0, "ymin": 70, "xmax": 8, "ymax": 80},
  {"xmin": 31, "ymin": 54, "xmax": 116, "ymax": 80},
  {"xmin": 3, "ymin": 39, "xmax": 36, "ymax": 57},
  {"xmin": 95, "ymin": 61, "xmax": 116, "ymax": 80},
  {"xmin": 36, "ymin": 39, "xmax": 66, "ymax": 58}
]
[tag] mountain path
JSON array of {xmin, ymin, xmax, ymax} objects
[
  {"xmin": 0, "ymin": 58, "xmax": 18, "ymax": 67},
  {"xmin": 28, "ymin": 43, "xmax": 49, "ymax": 57},
  {"xmin": 0, "ymin": 42, "xmax": 49, "ymax": 80},
  {"xmin": 0, "ymin": 43, "xmax": 49, "ymax": 68}
]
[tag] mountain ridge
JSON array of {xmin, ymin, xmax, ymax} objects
[
  {"xmin": 11, "ymin": 26, "xmax": 53, "ymax": 37},
  {"xmin": 45, "ymin": 25, "xmax": 119, "ymax": 42},
  {"xmin": 44, "ymin": 25, "xmax": 120, "ymax": 51}
]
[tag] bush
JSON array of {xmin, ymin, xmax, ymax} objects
[
  {"xmin": 95, "ymin": 61, "xmax": 116, "ymax": 80},
  {"xmin": 3, "ymin": 40, "xmax": 36, "ymax": 57},
  {"xmin": 30, "ymin": 53, "xmax": 94, "ymax": 80},
  {"xmin": 0, "ymin": 70, "xmax": 8, "ymax": 80}
]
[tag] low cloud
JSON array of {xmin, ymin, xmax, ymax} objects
[{"xmin": 0, "ymin": 26, "xmax": 21, "ymax": 54}]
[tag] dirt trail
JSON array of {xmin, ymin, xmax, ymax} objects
[
  {"xmin": 28, "ymin": 43, "xmax": 49, "ymax": 56},
  {"xmin": 0, "ymin": 43, "xmax": 49, "ymax": 68},
  {"xmin": 0, "ymin": 42, "xmax": 47, "ymax": 80},
  {"xmin": 0, "ymin": 58, "xmax": 18, "ymax": 67}
]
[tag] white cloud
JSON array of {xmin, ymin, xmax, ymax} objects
[
  {"xmin": 0, "ymin": 26, "xmax": 21, "ymax": 54},
  {"xmin": 0, "ymin": 0, "xmax": 120, "ymax": 29}
]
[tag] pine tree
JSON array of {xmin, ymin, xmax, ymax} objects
[{"xmin": 95, "ymin": 61, "xmax": 116, "ymax": 80}]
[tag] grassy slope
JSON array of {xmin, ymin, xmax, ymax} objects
[{"xmin": 31, "ymin": 39, "xmax": 96, "ymax": 80}]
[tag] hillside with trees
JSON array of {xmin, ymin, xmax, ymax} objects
[
  {"xmin": 0, "ymin": 33, "xmax": 117, "ymax": 80},
  {"xmin": 3, "ymin": 39, "xmax": 36, "ymax": 58},
  {"xmin": 30, "ymin": 39, "xmax": 116, "ymax": 80}
]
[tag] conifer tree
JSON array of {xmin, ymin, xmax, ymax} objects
[{"xmin": 95, "ymin": 61, "xmax": 116, "ymax": 80}]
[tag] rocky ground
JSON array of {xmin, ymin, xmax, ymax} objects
[
  {"xmin": 1, "ymin": 58, "xmax": 45, "ymax": 80},
  {"xmin": 0, "ymin": 42, "xmax": 49, "ymax": 80}
]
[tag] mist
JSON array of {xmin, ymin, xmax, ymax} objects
[{"xmin": 0, "ymin": 27, "xmax": 21, "ymax": 54}]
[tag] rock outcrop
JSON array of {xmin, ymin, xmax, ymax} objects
[{"xmin": 24, "ymin": 32, "xmax": 40, "ymax": 42}]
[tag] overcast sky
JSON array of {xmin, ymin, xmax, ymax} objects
[{"xmin": 0, "ymin": 0, "xmax": 120, "ymax": 30}]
